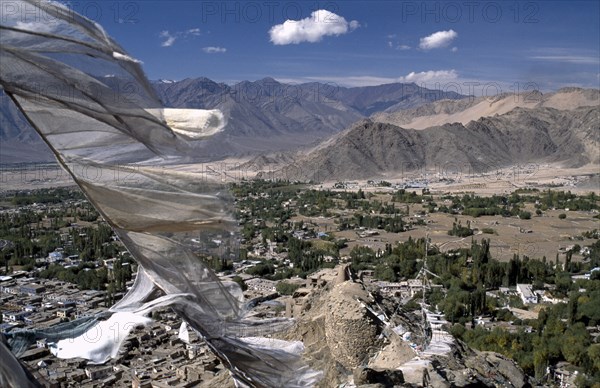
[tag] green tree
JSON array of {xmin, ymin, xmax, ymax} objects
[
  {"xmin": 374, "ymin": 264, "xmax": 396, "ymax": 282},
  {"xmin": 518, "ymin": 211, "xmax": 532, "ymax": 220},
  {"xmin": 568, "ymin": 292, "xmax": 579, "ymax": 324},
  {"xmin": 533, "ymin": 349, "xmax": 549, "ymax": 379},
  {"xmin": 587, "ymin": 344, "xmax": 600, "ymax": 373},
  {"xmin": 561, "ymin": 323, "xmax": 590, "ymax": 366},
  {"xmin": 276, "ymin": 281, "xmax": 301, "ymax": 295}
]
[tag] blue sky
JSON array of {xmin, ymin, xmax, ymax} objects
[{"xmin": 65, "ymin": 1, "xmax": 599, "ymax": 91}]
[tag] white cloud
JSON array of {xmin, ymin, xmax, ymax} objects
[
  {"xmin": 160, "ymin": 30, "xmax": 176, "ymax": 47},
  {"xmin": 529, "ymin": 55, "xmax": 599, "ymax": 65},
  {"xmin": 269, "ymin": 10, "xmax": 359, "ymax": 45},
  {"xmin": 300, "ymin": 75, "xmax": 402, "ymax": 87},
  {"xmin": 451, "ymin": 47, "xmax": 458, "ymax": 52},
  {"xmin": 159, "ymin": 28, "xmax": 201, "ymax": 47},
  {"xmin": 419, "ymin": 30, "xmax": 458, "ymax": 50},
  {"xmin": 386, "ymin": 35, "xmax": 411, "ymax": 50},
  {"xmin": 276, "ymin": 70, "xmax": 458, "ymax": 87},
  {"xmin": 202, "ymin": 46, "xmax": 227, "ymax": 54},
  {"xmin": 276, "ymin": 72, "xmax": 538, "ymax": 94},
  {"xmin": 398, "ymin": 70, "xmax": 458, "ymax": 83}
]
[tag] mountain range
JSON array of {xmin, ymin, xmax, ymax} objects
[
  {"xmin": 1, "ymin": 78, "xmax": 464, "ymax": 163},
  {"xmin": 152, "ymin": 78, "xmax": 464, "ymax": 158},
  {"xmin": 1, "ymin": 79, "xmax": 598, "ymax": 182}
]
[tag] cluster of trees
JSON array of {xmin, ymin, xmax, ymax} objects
[
  {"xmin": 452, "ymin": 279, "xmax": 600, "ymax": 385},
  {"xmin": 427, "ymin": 240, "xmax": 572, "ymax": 291},
  {"xmin": 111, "ymin": 258, "xmax": 133, "ymax": 292},
  {"xmin": 296, "ymin": 190, "xmax": 336, "ymax": 217},
  {"xmin": 246, "ymin": 261, "xmax": 275, "ymax": 276},
  {"xmin": 337, "ymin": 195, "xmax": 402, "ymax": 215},
  {"xmin": 229, "ymin": 179, "xmax": 303, "ymax": 197},
  {"xmin": 241, "ymin": 234, "xmax": 338, "ymax": 280},
  {"xmin": 287, "ymin": 236, "xmax": 335, "ymax": 275},
  {"xmin": 40, "ymin": 263, "xmax": 108, "ymax": 290},
  {"xmin": 66, "ymin": 223, "xmax": 117, "ymax": 260},
  {"xmin": 433, "ymin": 193, "xmax": 525, "ymax": 218},
  {"xmin": 37, "ymin": 257, "xmax": 134, "ymax": 293},
  {"xmin": 9, "ymin": 187, "xmax": 84, "ymax": 206},
  {"xmin": 426, "ymin": 190, "xmax": 598, "ymax": 218},
  {"xmin": 349, "ymin": 236, "xmax": 596, "ymax": 325},
  {"xmin": 337, "ymin": 213, "xmax": 406, "ymax": 233},
  {"xmin": 392, "ymin": 189, "xmax": 431, "ymax": 203},
  {"xmin": 232, "ymin": 180, "xmax": 300, "ymax": 225},
  {"xmin": 529, "ymin": 190, "xmax": 598, "ymax": 211},
  {"xmin": 1, "ymin": 223, "xmax": 118, "ymax": 273},
  {"xmin": 350, "ymin": 238, "xmax": 426, "ymax": 280},
  {"xmin": 581, "ymin": 229, "xmax": 599, "ymax": 239},
  {"xmin": 296, "ymin": 188, "xmax": 402, "ymax": 217},
  {"xmin": 453, "ymin": 325, "xmax": 536, "ymax": 376},
  {"xmin": 237, "ymin": 194, "xmax": 295, "ymax": 225},
  {"xmin": 433, "ymin": 240, "xmax": 600, "ymax": 385},
  {"xmin": 447, "ymin": 219, "xmax": 474, "ymax": 237},
  {"xmin": 0, "ymin": 209, "xmax": 42, "ymax": 233},
  {"xmin": 0, "ymin": 188, "xmax": 114, "ymax": 273}
]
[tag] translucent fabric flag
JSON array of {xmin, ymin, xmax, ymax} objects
[{"xmin": 0, "ymin": 1, "xmax": 321, "ymax": 386}]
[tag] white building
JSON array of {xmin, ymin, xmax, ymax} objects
[
  {"xmin": 516, "ymin": 284, "xmax": 538, "ymax": 304},
  {"xmin": 47, "ymin": 251, "xmax": 63, "ymax": 263}
]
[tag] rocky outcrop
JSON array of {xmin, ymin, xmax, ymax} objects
[
  {"xmin": 324, "ymin": 281, "xmax": 382, "ymax": 369},
  {"xmin": 283, "ymin": 269, "xmax": 531, "ymax": 388}
]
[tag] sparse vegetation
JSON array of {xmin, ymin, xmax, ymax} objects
[
  {"xmin": 276, "ymin": 281, "xmax": 301, "ymax": 295},
  {"xmin": 448, "ymin": 219, "xmax": 474, "ymax": 237},
  {"xmin": 519, "ymin": 211, "xmax": 532, "ymax": 219}
]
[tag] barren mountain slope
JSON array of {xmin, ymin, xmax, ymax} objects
[
  {"xmin": 373, "ymin": 88, "xmax": 599, "ymax": 130},
  {"xmin": 282, "ymin": 106, "xmax": 599, "ymax": 182}
]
